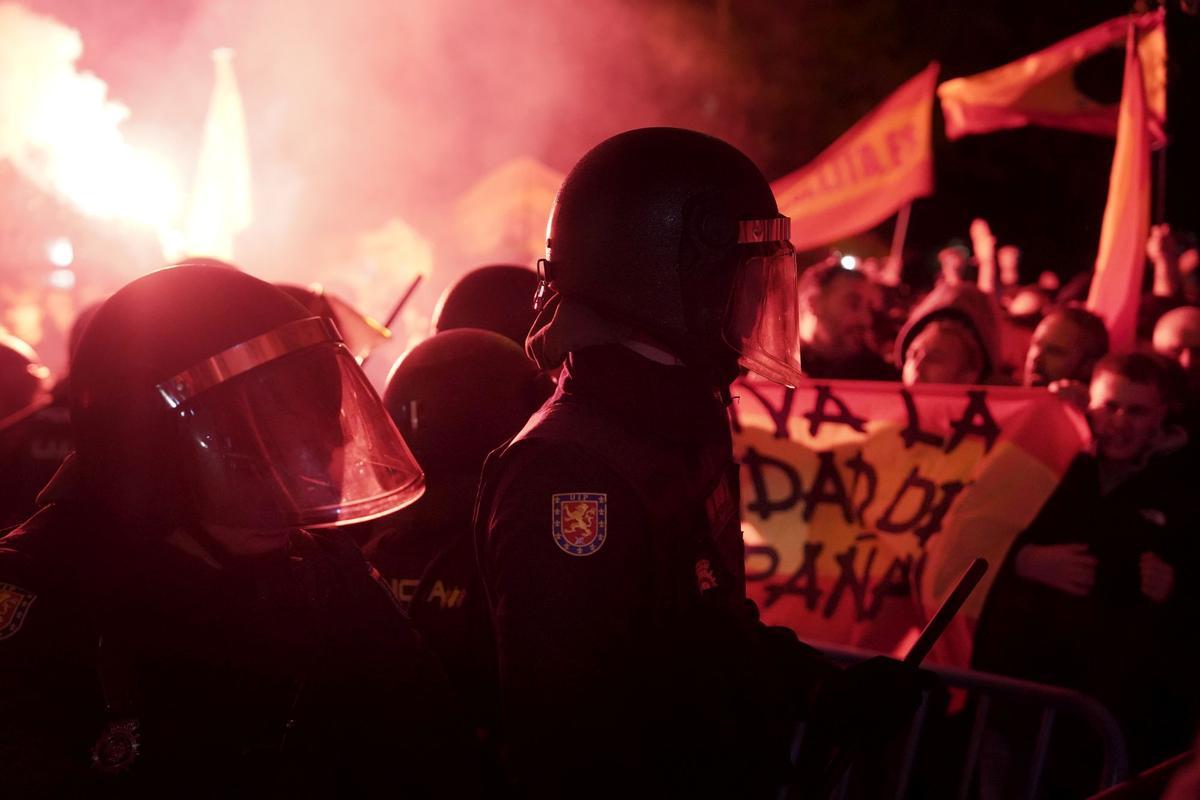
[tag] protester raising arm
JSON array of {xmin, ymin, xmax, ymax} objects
[
  {"xmin": 970, "ymin": 218, "xmax": 998, "ymax": 295},
  {"xmin": 1148, "ymin": 223, "xmax": 1184, "ymax": 299}
]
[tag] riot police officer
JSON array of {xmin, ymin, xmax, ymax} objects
[
  {"xmin": 366, "ymin": 328, "xmax": 553, "ymax": 781},
  {"xmin": 0, "ymin": 302, "xmax": 100, "ymax": 531},
  {"xmin": 476, "ymin": 128, "xmax": 921, "ymax": 797},
  {"xmin": 0, "ymin": 265, "xmax": 477, "ymax": 796}
]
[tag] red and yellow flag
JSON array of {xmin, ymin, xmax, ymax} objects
[
  {"xmin": 772, "ymin": 64, "xmax": 939, "ymax": 251},
  {"xmin": 937, "ymin": 11, "xmax": 1165, "ymax": 144},
  {"xmin": 1087, "ymin": 24, "xmax": 1153, "ymax": 353},
  {"xmin": 732, "ymin": 377, "xmax": 1089, "ymax": 667}
]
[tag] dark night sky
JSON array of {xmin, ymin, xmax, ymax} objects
[
  {"xmin": 719, "ymin": 0, "xmax": 1199, "ymax": 284},
  {"xmin": 7, "ymin": 0, "xmax": 1199, "ymax": 299}
]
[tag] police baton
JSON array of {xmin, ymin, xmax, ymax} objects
[
  {"xmin": 820, "ymin": 557, "xmax": 989, "ymax": 797},
  {"xmin": 903, "ymin": 556, "xmax": 989, "ymax": 667},
  {"xmin": 359, "ymin": 274, "xmax": 424, "ymax": 369},
  {"xmin": 383, "ymin": 273, "xmax": 425, "ymax": 331}
]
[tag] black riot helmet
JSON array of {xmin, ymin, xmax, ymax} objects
[
  {"xmin": 0, "ymin": 333, "xmax": 49, "ymax": 421},
  {"xmin": 66, "ymin": 300, "xmax": 104, "ymax": 368},
  {"xmin": 382, "ymin": 329, "xmax": 553, "ymax": 479},
  {"xmin": 432, "ymin": 264, "xmax": 540, "ymax": 348},
  {"xmin": 70, "ymin": 265, "xmax": 423, "ymax": 531},
  {"xmin": 529, "ymin": 127, "xmax": 803, "ymax": 387}
]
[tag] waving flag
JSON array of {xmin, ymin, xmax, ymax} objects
[
  {"xmin": 772, "ymin": 63, "xmax": 939, "ymax": 251},
  {"xmin": 937, "ymin": 11, "xmax": 1165, "ymax": 144},
  {"xmin": 1087, "ymin": 24, "xmax": 1154, "ymax": 353}
]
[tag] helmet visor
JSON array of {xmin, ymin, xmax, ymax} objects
[
  {"xmin": 158, "ymin": 318, "xmax": 424, "ymax": 529},
  {"xmin": 724, "ymin": 217, "xmax": 805, "ymax": 387}
]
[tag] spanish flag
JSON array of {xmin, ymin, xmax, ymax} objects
[
  {"xmin": 937, "ymin": 11, "xmax": 1164, "ymax": 145},
  {"xmin": 1086, "ymin": 24, "xmax": 1153, "ymax": 353},
  {"xmin": 731, "ymin": 377, "xmax": 1090, "ymax": 668}
]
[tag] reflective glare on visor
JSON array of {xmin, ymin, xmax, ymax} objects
[
  {"xmin": 725, "ymin": 217, "xmax": 805, "ymax": 387},
  {"xmin": 155, "ymin": 318, "xmax": 425, "ymax": 529}
]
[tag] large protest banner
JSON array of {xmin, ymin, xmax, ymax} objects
[{"xmin": 731, "ymin": 377, "xmax": 1090, "ymax": 667}]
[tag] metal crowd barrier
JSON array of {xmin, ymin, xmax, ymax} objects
[{"xmin": 783, "ymin": 641, "xmax": 1130, "ymax": 800}]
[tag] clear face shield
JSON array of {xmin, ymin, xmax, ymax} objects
[
  {"xmin": 156, "ymin": 317, "xmax": 424, "ymax": 529},
  {"xmin": 723, "ymin": 216, "xmax": 805, "ymax": 387}
]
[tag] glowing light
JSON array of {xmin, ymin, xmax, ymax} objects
[
  {"xmin": 48, "ymin": 268, "xmax": 75, "ymax": 290},
  {"xmin": 42, "ymin": 123, "xmax": 182, "ymax": 229},
  {"xmin": 840, "ymin": 254, "xmax": 859, "ymax": 270},
  {"xmin": 161, "ymin": 228, "xmax": 188, "ymax": 262},
  {"xmin": 0, "ymin": 4, "xmax": 183, "ymax": 243},
  {"xmin": 47, "ymin": 237, "xmax": 73, "ymax": 267}
]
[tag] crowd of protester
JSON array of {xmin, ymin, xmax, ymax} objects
[
  {"xmin": 0, "ymin": 127, "xmax": 1197, "ymax": 797},
  {"xmin": 798, "ymin": 220, "xmax": 1200, "ymax": 796}
]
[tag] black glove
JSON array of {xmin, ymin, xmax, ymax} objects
[
  {"xmin": 793, "ymin": 656, "xmax": 936, "ymax": 793},
  {"xmin": 828, "ymin": 657, "xmax": 931, "ymax": 747}
]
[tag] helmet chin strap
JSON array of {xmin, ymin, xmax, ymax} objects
[
  {"xmin": 621, "ymin": 338, "xmax": 685, "ymax": 366},
  {"xmin": 620, "ymin": 333, "xmax": 740, "ymax": 404}
]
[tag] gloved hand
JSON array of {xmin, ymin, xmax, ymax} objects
[
  {"xmin": 820, "ymin": 657, "xmax": 930, "ymax": 751},
  {"xmin": 793, "ymin": 656, "xmax": 935, "ymax": 792}
]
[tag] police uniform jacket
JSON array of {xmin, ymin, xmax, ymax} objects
[
  {"xmin": 365, "ymin": 475, "xmax": 499, "ymax": 743},
  {"xmin": 475, "ymin": 345, "xmax": 834, "ymax": 797},
  {"xmin": 0, "ymin": 383, "xmax": 73, "ymax": 530},
  {"xmin": 0, "ymin": 499, "xmax": 479, "ymax": 798}
]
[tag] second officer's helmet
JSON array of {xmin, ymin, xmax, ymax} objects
[
  {"xmin": 70, "ymin": 264, "xmax": 424, "ymax": 530},
  {"xmin": 383, "ymin": 328, "xmax": 553, "ymax": 479},
  {"xmin": 531, "ymin": 127, "xmax": 803, "ymax": 387},
  {"xmin": 432, "ymin": 264, "xmax": 540, "ymax": 348}
]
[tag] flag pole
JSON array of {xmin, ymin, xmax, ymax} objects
[
  {"xmin": 358, "ymin": 273, "xmax": 424, "ymax": 370},
  {"xmin": 882, "ymin": 203, "xmax": 912, "ymax": 287},
  {"xmin": 890, "ymin": 202, "xmax": 913, "ymax": 258},
  {"xmin": 383, "ymin": 273, "xmax": 424, "ymax": 331},
  {"xmin": 1153, "ymin": 0, "xmax": 1170, "ymax": 224},
  {"xmin": 1154, "ymin": 130, "xmax": 1169, "ymax": 224}
]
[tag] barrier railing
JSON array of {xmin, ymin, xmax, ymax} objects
[{"xmin": 784, "ymin": 641, "xmax": 1130, "ymax": 800}]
